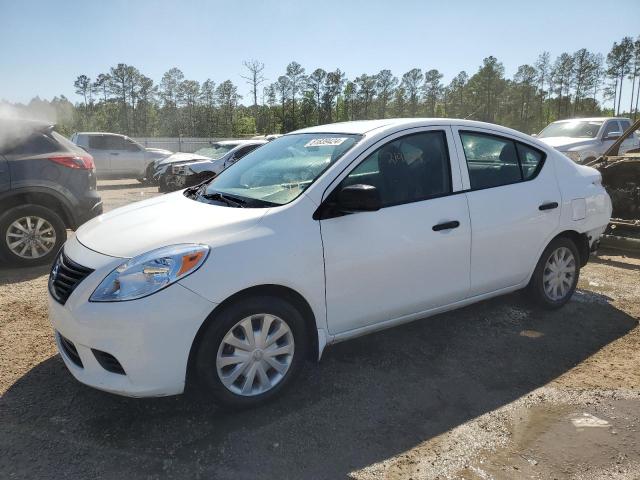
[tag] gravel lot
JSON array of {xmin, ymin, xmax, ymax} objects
[{"xmin": 1, "ymin": 179, "xmax": 639, "ymax": 479}]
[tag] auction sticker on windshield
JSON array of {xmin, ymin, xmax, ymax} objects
[{"xmin": 304, "ymin": 137, "xmax": 348, "ymax": 147}]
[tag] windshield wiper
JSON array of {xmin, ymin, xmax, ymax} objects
[{"xmin": 200, "ymin": 191, "xmax": 246, "ymax": 208}]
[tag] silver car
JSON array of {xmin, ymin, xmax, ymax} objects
[
  {"xmin": 71, "ymin": 132, "xmax": 172, "ymax": 181},
  {"xmin": 537, "ymin": 117, "xmax": 639, "ymax": 164}
]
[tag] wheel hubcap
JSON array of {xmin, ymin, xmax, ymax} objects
[
  {"xmin": 216, "ymin": 314, "xmax": 294, "ymax": 396},
  {"xmin": 543, "ymin": 246, "xmax": 576, "ymax": 301},
  {"xmin": 5, "ymin": 216, "xmax": 57, "ymax": 259}
]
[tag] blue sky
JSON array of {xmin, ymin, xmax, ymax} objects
[{"xmin": 1, "ymin": 0, "xmax": 638, "ymax": 107}]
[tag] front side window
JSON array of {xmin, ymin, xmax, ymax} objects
[
  {"xmin": 341, "ymin": 131, "xmax": 452, "ymax": 207},
  {"xmin": 602, "ymin": 121, "xmax": 621, "ymax": 138},
  {"xmin": 200, "ymin": 133, "xmax": 361, "ymax": 206}
]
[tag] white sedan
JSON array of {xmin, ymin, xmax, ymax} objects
[{"xmin": 48, "ymin": 119, "xmax": 611, "ymax": 408}]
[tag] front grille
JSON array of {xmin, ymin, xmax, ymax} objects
[
  {"xmin": 49, "ymin": 251, "xmax": 94, "ymax": 305},
  {"xmin": 58, "ymin": 333, "xmax": 83, "ymax": 368},
  {"xmin": 92, "ymin": 349, "xmax": 126, "ymax": 375}
]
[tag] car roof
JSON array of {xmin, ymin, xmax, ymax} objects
[
  {"xmin": 291, "ymin": 118, "xmax": 535, "ymax": 139},
  {"xmin": 549, "ymin": 117, "xmax": 630, "ymax": 123},
  {"xmin": 0, "ymin": 117, "xmax": 52, "ymax": 131},
  {"xmin": 213, "ymin": 139, "xmax": 267, "ymax": 146},
  {"xmin": 74, "ymin": 132, "xmax": 128, "ymax": 136}
]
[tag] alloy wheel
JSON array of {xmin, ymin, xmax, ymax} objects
[{"xmin": 5, "ymin": 216, "xmax": 57, "ymax": 259}]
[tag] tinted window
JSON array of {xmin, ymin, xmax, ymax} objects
[
  {"xmin": 235, "ymin": 144, "xmax": 260, "ymax": 158},
  {"xmin": 4, "ymin": 132, "xmax": 58, "ymax": 155},
  {"xmin": 516, "ymin": 143, "xmax": 544, "ymax": 180},
  {"xmin": 89, "ymin": 135, "xmax": 125, "ymax": 150},
  {"xmin": 603, "ymin": 121, "xmax": 621, "ymax": 137},
  {"xmin": 460, "ymin": 132, "xmax": 521, "ymax": 189},
  {"xmin": 342, "ymin": 131, "xmax": 451, "ymax": 207},
  {"xmin": 619, "ymin": 120, "xmax": 631, "ymax": 133},
  {"xmin": 124, "ymin": 138, "xmax": 141, "ymax": 151}
]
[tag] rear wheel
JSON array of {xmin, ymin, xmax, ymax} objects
[
  {"xmin": 527, "ymin": 237, "xmax": 580, "ymax": 309},
  {"xmin": 195, "ymin": 296, "xmax": 308, "ymax": 409},
  {"xmin": 0, "ymin": 204, "xmax": 66, "ymax": 266}
]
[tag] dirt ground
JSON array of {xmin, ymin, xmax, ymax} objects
[{"xmin": 1, "ymin": 179, "xmax": 639, "ymax": 480}]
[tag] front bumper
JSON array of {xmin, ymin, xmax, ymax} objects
[{"xmin": 48, "ymin": 246, "xmax": 216, "ymax": 397}]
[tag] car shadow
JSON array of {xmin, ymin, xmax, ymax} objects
[
  {"xmin": 0, "ymin": 263, "xmax": 49, "ymax": 285},
  {"xmin": 1, "ymin": 292, "xmax": 637, "ymax": 479},
  {"xmin": 96, "ymin": 181, "xmax": 150, "ymax": 191}
]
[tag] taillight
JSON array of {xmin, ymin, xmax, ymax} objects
[{"xmin": 49, "ymin": 154, "xmax": 95, "ymax": 170}]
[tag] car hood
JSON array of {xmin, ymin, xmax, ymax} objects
[
  {"xmin": 156, "ymin": 152, "xmax": 212, "ymax": 167},
  {"xmin": 75, "ymin": 192, "xmax": 268, "ymax": 258},
  {"xmin": 538, "ymin": 137, "xmax": 597, "ymax": 150},
  {"xmin": 146, "ymin": 147, "xmax": 173, "ymax": 156}
]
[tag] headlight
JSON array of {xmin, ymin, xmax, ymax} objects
[
  {"xmin": 564, "ymin": 151, "xmax": 582, "ymax": 163},
  {"xmin": 90, "ymin": 244, "xmax": 209, "ymax": 302}
]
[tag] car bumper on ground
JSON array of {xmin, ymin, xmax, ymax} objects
[{"xmin": 48, "ymin": 281, "xmax": 216, "ymax": 397}]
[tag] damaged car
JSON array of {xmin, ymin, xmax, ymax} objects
[
  {"xmin": 537, "ymin": 117, "xmax": 639, "ymax": 164},
  {"xmin": 585, "ymin": 117, "xmax": 640, "ymax": 236},
  {"xmin": 154, "ymin": 140, "xmax": 267, "ymax": 192},
  {"xmin": 48, "ymin": 119, "xmax": 611, "ymax": 408}
]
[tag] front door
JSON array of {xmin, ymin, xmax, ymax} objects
[
  {"xmin": 451, "ymin": 127, "xmax": 561, "ymax": 296},
  {"xmin": 107, "ymin": 136, "xmax": 145, "ymax": 176},
  {"xmin": 86, "ymin": 135, "xmax": 111, "ymax": 175},
  {"xmin": 320, "ymin": 128, "xmax": 471, "ymax": 335}
]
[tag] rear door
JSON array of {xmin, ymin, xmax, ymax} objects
[{"xmin": 451, "ymin": 126, "xmax": 561, "ymax": 296}]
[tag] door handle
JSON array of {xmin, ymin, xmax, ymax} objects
[
  {"xmin": 110, "ymin": 152, "xmax": 120, "ymax": 156},
  {"xmin": 539, "ymin": 202, "xmax": 558, "ymax": 211},
  {"xmin": 432, "ymin": 220, "xmax": 460, "ymax": 231}
]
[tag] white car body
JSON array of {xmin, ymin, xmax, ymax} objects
[
  {"xmin": 71, "ymin": 132, "xmax": 172, "ymax": 178},
  {"xmin": 537, "ymin": 117, "xmax": 640, "ymax": 163},
  {"xmin": 49, "ymin": 119, "xmax": 612, "ymax": 398}
]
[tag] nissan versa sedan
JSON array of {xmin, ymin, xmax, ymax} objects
[{"xmin": 48, "ymin": 119, "xmax": 612, "ymax": 408}]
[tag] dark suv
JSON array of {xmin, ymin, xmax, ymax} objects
[{"xmin": 0, "ymin": 119, "xmax": 102, "ymax": 266}]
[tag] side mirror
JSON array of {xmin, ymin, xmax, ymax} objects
[
  {"xmin": 603, "ymin": 131, "xmax": 622, "ymax": 141},
  {"xmin": 337, "ymin": 184, "xmax": 381, "ymax": 212}
]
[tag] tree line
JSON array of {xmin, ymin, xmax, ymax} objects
[{"xmin": 4, "ymin": 35, "xmax": 639, "ymax": 138}]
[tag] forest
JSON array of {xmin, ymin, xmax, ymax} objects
[{"xmin": 3, "ymin": 35, "xmax": 639, "ymax": 138}]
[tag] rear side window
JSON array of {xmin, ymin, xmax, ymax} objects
[
  {"xmin": 460, "ymin": 132, "xmax": 545, "ymax": 190},
  {"xmin": 342, "ymin": 131, "xmax": 452, "ymax": 207},
  {"xmin": 4, "ymin": 132, "xmax": 58, "ymax": 156},
  {"xmin": 460, "ymin": 132, "xmax": 521, "ymax": 189},
  {"xmin": 516, "ymin": 144, "xmax": 544, "ymax": 180}
]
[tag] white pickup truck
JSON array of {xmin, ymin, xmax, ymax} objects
[
  {"xmin": 537, "ymin": 117, "xmax": 640, "ymax": 164},
  {"xmin": 71, "ymin": 132, "xmax": 171, "ymax": 181}
]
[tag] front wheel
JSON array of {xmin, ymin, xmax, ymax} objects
[
  {"xmin": 527, "ymin": 237, "xmax": 580, "ymax": 309},
  {"xmin": 195, "ymin": 296, "xmax": 308, "ymax": 409}
]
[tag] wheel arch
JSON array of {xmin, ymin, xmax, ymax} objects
[
  {"xmin": 186, "ymin": 284, "xmax": 319, "ymax": 387},
  {"xmin": 552, "ymin": 230, "xmax": 590, "ymax": 267},
  {"xmin": 0, "ymin": 189, "xmax": 74, "ymax": 228}
]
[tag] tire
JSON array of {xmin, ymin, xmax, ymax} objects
[
  {"xmin": 195, "ymin": 295, "xmax": 309, "ymax": 409},
  {"xmin": 527, "ymin": 236, "xmax": 580, "ymax": 309},
  {"xmin": 0, "ymin": 204, "xmax": 67, "ymax": 267}
]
